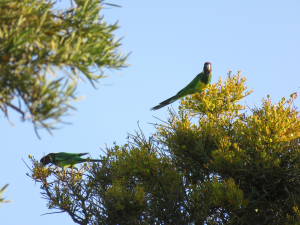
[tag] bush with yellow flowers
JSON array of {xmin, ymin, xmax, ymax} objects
[
  {"xmin": 155, "ymin": 71, "xmax": 300, "ymax": 224},
  {"xmin": 28, "ymin": 71, "xmax": 300, "ymax": 224}
]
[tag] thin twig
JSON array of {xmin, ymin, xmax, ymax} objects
[{"xmin": 22, "ymin": 158, "xmax": 33, "ymax": 173}]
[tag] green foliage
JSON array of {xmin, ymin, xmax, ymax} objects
[
  {"xmin": 29, "ymin": 136, "xmax": 186, "ymax": 224},
  {"xmin": 0, "ymin": 184, "xmax": 11, "ymax": 205},
  {"xmin": 156, "ymin": 72, "xmax": 300, "ymax": 224},
  {"xmin": 0, "ymin": 0, "xmax": 128, "ymax": 135},
  {"xmin": 29, "ymin": 130, "xmax": 247, "ymax": 224},
  {"xmin": 29, "ymin": 71, "xmax": 300, "ymax": 224}
]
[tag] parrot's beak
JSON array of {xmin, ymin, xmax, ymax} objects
[{"xmin": 40, "ymin": 156, "xmax": 48, "ymax": 166}]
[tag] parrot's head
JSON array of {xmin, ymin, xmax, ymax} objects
[
  {"xmin": 204, "ymin": 62, "xmax": 212, "ymax": 74},
  {"xmin": 40, "ymin": 154, "xmax": 53, "ymax": 166}
]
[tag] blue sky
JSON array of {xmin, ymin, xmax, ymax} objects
[{"xmin": 1, "ymin": 1, "xmax": 300, "ymax": 224}]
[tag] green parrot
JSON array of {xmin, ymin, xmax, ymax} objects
[
  {"xmin": 40, "ymin": 152, "xmax": 103, "ymax": 168},
  {"xmin": 151, "ymin": 62, "xmax": 212, "ymax": 110}
]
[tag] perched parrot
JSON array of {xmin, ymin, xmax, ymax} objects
[
  {"xmin": 151, "ymin": 62, "xmax": 212, "ymax": 110},
  {"xmin": 40, "ymin": 152, "xmax": 103, "ymax": 168}
]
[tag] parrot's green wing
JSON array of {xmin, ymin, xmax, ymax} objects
[
  {"xmin": 54, "ymin": 152, "xmax": 88, "ymax": 161},
  {"xmin": 53, "ymin": 152, "xmax": 88, "ymax": 168},
  {"xmin": 175, "ymin": 71, "xmax": 207, "ymax": 97}
]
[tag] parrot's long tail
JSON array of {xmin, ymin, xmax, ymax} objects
[
  {"xmin": 150, "ymin": 95, "xmax": 178, "ymax": 110},
  {"xmin": 89, "ymin": 159, "xmax": 103, "ymax": 162},
  {"xmin": 79, "ymin": 159, "xmax": 103, "ymax": 163}
]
